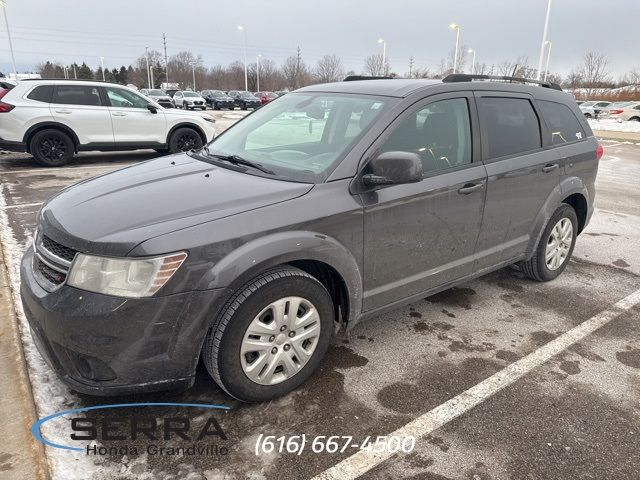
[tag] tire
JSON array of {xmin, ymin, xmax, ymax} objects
[
  {"xmin": 29, "ymin": 129, "xmax": 74, "ymax": 167},
  {"xmin": 520, "ymin": 203, "xmax": 578, "ymax": 282},
  {"xmin": 584, "ymin": 113, "xmax": 592, "ymax": 118},
  {"xmin": 214, "ymin": 104, "xmax": 220, "ymax": 110},
  {"xmin": 630, "ymin": 117, "xmax": 640, "ymax": 122},
  {"xmin": 168, "ymin": 127, "xmax": 203, "ymax": 153},
  {"xmin": 202, "ymin": 266, "xmax": 334, "ymax": 402},
  {"xmin": 183, "ymin": 102, "xmax": 189, "ymax": 110},
  {"xmin": 242, "ymin": 102, "xmax": 247, "ymax": 110}
]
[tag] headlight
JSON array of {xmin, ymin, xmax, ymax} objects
[{"xmin": 67, "ymin": 252, "xmax": 187, "ymax": 298}]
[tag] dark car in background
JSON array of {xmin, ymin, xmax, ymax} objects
[
  {"xmin": 255, "ymin": 91, "xmax": 278, "ymax": 105},
  {"xmin": 139, "ymin": 88, "xmax": 175, "ymax": 108},
  {"xmin": 201, "ymin": 90, "xmax": 236, "ymax": 110},
  {"xmin": 227, "ymin": 90, "xmax": 261, "ymax": 110},
  {"xmin": 20, "ymin": 75, "xmax": 599, "ymax": 402}
]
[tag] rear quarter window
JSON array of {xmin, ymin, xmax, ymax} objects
[
  {"xmin": 27, "ymin": 85, "xmax": 54, "ymax": 103},
  {"xmin": 538, "ymin": 100, "xmax": 586, "ymax": 145},
  {"xmin": 478, "ymin": 97, "xmax": 542, "ymax": 159}
]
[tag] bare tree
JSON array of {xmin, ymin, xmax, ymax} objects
[
  {"xmin": 282, "ymin": 48, "xmax": 311, "ymax": 89},
  {"xmin": 167, "ymin": 51, "xmax": 204, "ymax": 89},
  {"xmin": 580, "ymin": 52, "xmax": 610, "ymax": 97},
  {"xmin": 363, "ymin": 53, "xmax": 385, "ymax": 76},
  {"xmin": 314, "ymin": 54, "xmax": 344, "ymax": 84}
]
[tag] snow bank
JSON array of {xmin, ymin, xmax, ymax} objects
[{"xmin": 588, "ymin": 118, "xmax": 640, "ymax": 133}]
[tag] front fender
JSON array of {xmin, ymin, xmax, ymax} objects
[{"xmin": 195, "ymin": 231, "xmax": 363, "ymax": 323}]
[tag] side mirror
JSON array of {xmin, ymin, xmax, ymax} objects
[
  {"xmin": 147, "ymin": 104, "xmax": 158, "ymax": 114},
  {"xmin": 363, "ymin": 151, "xmax": 423, "ymax": 187}
]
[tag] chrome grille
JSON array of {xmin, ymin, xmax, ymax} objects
[
  {"xmin": 42, "ymin": 235, "xmax": 76, "ymax": 262},
  {"xmin": 34, "ymin": 232, "xmax": 77, "ymax": 289}
]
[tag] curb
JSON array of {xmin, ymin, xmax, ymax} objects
[{"xmin": 0, "ymin": 242, "xmax": 50, "ymax": 479}]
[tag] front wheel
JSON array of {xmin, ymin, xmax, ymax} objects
[
  {"xmin": 29, "ymin": 129, "xmax": 74, "ymax": 167},
  {"xmin": 520, "ymin": 204, "xmax": 578, "ymax": 282},
  {"xmin": 168, "ymin": 127, "xmax": 203, "ymax": 153},
  {"xmin": 202, "ymin": 267, "xmax": 334, "ymax": 402}
]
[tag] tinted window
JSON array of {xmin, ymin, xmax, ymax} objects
[
  {"xmin": 27, "ymin": 85, "xmax": 54, "ymax": 103},
  {"xmin": 478, "ymin": 97, "xmax": 541, "ymax": 158},
  {"xmin": 52, "ymin": 85, "xmax": 102, "ymax": 106},
  {"xmin": 539, "ymin": 100, "xmax": 586, "ymax": 145},
  {"xmin": 105, "ymin": 87, "xmax": 149, "ymax": 108},
  {"xmin": 380, "ymin": 97, "xmax": 472, "ymax": 174}
]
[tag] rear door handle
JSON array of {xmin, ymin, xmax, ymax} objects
[
  {"xmin": 542, "ymin": 163, "xmax": 559, "ymax": 173},
  {"xmin": 112, "ymin": 112, "xmax": 127, "ymax": 117},
  {"xmin": 458, "ymin": 183, "xmax": 484, "ymax": 195},
  {"xmin": 54, "ymin": 109, "xmax": 72, "ymax": 114}
]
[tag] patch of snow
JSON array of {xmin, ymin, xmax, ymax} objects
[{"xmin": 588, "ymin": 118, "xmax": 640, "ymax": 133}]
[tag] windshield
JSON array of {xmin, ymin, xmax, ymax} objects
[
  {"xmin": 239, "ymin": 91, "xmax": 256, "ymax": 98},
  {"xmin": 205, "ymin": 93, "xmax": 389, "ymax": 183},
  {"xmin": 148, "ymin": 89, "xmax": 165, "ymax": 96},
  {"xmin": 210, "ymin": 90, "xmax": 225, "ymax": 96},
  {"xmin": 581, "ymin": 102, "xmax": 595, "ymax": 107},
  {"xmin": 183, "ymin": 92, "xmax": 199, "ymax": 97}
]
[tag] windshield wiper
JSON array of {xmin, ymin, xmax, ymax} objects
[{"xmin": 203, "ymin": 147, "xmax": 275, "ymax": 175}]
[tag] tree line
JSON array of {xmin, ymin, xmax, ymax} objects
[{"xmin": 34, "ymin": 49, "xmax": 639, "ymax": 100}]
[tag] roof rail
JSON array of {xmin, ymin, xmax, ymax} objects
[
  {"xmin": 19, "ymin": 78, "xmax": 112, "ymax": 83},
  {"xmin": 343, "ymin": 75, "xmax": 394, "ymax": 82},
  {"xmin": 442, "ymin": 73, "xmax": 562, "ymax": 91}
]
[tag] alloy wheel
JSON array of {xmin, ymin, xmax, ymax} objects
[
  {"xmin": 39, "ymin": 136, "xmax": 66, "ymax": 161},
  {"xmin": 546, "ymin": 218, "xmax": 573, "ymax": 270}
]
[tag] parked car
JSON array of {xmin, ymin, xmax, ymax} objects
[
  {"xmin": 227, "ymin": 90, "xmax": 261, "ymax": 109},
  {"xmin": 20, "ymin": 75, "xmax": 600, "ymax": 401},
  {"xmin": 200, "ymin": 90, "xmax": 236, "ymax": 110},
  {"xmin": 173, "ymin": 91, "xmax": 207, "ymax": 110},
  {"xmin": 601, "ymin": 101, "xmax": 640, "ymax": 122},
  {"xmin": 0, "ymin": 79, "xmax": 215, "ymax": 166},
  {"xmin": 139, "ymin": 88, "xmax": 175, "ymax": 108},
  {"xmin": 579, "ymin": 100, "xmax": 611, "ymax": 118},
  {"xmin": 255, "ymin": 91, "xmax": 279, "ymax": 105}
]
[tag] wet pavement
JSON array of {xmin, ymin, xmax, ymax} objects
[{"xmin": 0, "ymin": 134, "xmax": 638, "ymax": 480}]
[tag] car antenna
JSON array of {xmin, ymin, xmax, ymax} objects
[{"xmin": 510, "ymin": 65, "xmax": 518, "ymax": 82}]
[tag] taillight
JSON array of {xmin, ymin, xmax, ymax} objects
[
  {"xmin": 608, "ymin": 109, "xmax": 623, "ymax": 115},
  {"xmin": 596, "ymin": 143, "xmax": 604, "ymax": 161},
  {"xmin": 0, "ymin": 88, "xmax": 14, "ymax": 112}
]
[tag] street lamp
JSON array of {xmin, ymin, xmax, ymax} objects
[
  {"xmin": 449, "ymin": 23, "xmax": 461, "ymax": 74},
  {"xmin": 377, "ymin": 38, "xmax": 387, "ymax": 76},
  {"xmin": 256, "ymin": 54, "xmax": 262, "ymax": 92},
  {"xmin": 537, "ymin": 0, "xmax": 553, "ymax": 80},
  {"xmin": 100, "ymin": 56, "xmax": 105, "ymax": 81},
  {"xmin": 0, "ymin": 1, "xmax": 18, "ymax": 81},
  {"xmin": 149, "ymin": 66, "xmax": 154, "ymax": 88},
  {"xmin": 145, "ymin": 46, "xmax": 151, "ymax": 88},
  {"xmin": 63, "ymin": 66, "xmax": 69, "ymax": 79},
  {"xmin": 237, "ymin": 25, "xmax": 248, "ymax": 91},
  {"xmin": 468, "ymin": 49, "xmax": 476, "ymax": 74},
  {"xmin": 192, "ymin": 62, "xmax": 196, "ymax": 91},
  {"xmin": 543, "ymin": 40, "xmax": 553, "ymax": 82}
]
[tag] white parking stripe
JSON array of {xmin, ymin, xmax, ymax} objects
[
  {"xmin": 312, "ymin": 288, "xmax": 640, "ymax": 480},
  {"xmin": 0, "ymin": 202, "xmax": 43, "ymax": 210}
]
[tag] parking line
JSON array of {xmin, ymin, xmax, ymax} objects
[
  {"xmin": 0, "ymin": 202, "xmax": 43, "ymax": 210},
  {"xmin": 312, "ymin": 288, "xmax": 640, "ymax": 480}
]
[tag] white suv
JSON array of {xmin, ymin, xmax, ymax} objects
[{"xmin": 0, "ymin": 80, "xmax": 216, "ymax": 166}]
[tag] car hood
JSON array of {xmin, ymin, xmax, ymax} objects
[{"xmin": 39, "ymin": 154, "xmax": 313, "ymax": 256}]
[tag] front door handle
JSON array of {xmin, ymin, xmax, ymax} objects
[
  {"xmin": 112, "ymin": 112, "xmax": 127, "ymax": 117},
  {"xmin": 458, "ymin": 183, "xmax": 484, "ymax": 195},
  {"xmin": 542, "ymin": 163, "xmax": 559, "ymax": 173},
  {"xmin": 54, "ymin": 109, "xmax": 72, "ymax": 114}
]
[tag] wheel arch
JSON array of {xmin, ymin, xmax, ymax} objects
[
  {"xmin": 23, "ymin": 122, "xmax": 80, "ymax": 153},
  {"xmin": 196, "ymin": 231, "xmax": 362, "ymax": 327},
  {"xmin": 167, "ymin": 122, "xmax": 207, "ymax": 145}
]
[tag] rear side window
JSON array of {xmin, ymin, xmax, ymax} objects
[
  {"xmin": 538, "ymin": 100, "xmax": 586, "ymax": 144},
  {"xmin": 478, "ymin": 97, "xmax": 541, "ymax": 159},
  {"xmin": 27, "ymin": 85, "xmax": 54, "ymax": 103},
  {"xmin": 52, "ymin": 85, "xmax": 102, "ymax": 106}
]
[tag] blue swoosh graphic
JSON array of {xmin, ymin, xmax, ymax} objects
[{"xmin": 31, "ymin": 402, "xmax": 231, "ymax": 451}]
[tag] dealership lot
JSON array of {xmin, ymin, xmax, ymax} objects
[{"xmin": 0, "ymin": 130, "xmax": 639, "ymax": 479}]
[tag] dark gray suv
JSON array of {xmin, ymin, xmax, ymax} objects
[{"xmin": 20, "ymin": 75, "xmax": 600, "ymax": 402}]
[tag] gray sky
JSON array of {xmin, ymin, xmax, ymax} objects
[{"xmin": 1, "ymin": 0, "xmax": 638, "ymax": 79}]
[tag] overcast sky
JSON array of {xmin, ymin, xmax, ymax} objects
[{"xmin": 1, "ymin": 0, "xmax": 638, "ymax": 79}]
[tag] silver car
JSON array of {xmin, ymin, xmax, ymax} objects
[
  {"xmin": 140, "ymin": 88, "xmax": 175, "ymax": 108},
  {"xmin": 173, "ymin": 91, "xmax": 207, "ymax": 110},
  {"xmin": 579, "ymin": 100, "xmax": 612, "ymax": 118}
]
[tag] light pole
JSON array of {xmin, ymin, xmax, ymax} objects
[
  {"xmin": 237, "ymin": 25, "xmax": 248, "ymax": 91},
  {"xmin": 72, "ymin": 63, "xmax": 77, "ymax": 79},
  {"xmin": 192, "ymin": 63, "xmax": 196, "ymax": 91},
  {"xmin": 256, "ymin": 54, "xmax": 262, "ymax": 92},
  {"xmin": 449, "ymin": 23, "xmax": 461, "ymax": 74},
  {"xmin": 149, "ymin": 66, "xmax": 154, "ymax": 88},
  {"xmin": 100, "ymin": 56, "xmax": 105, "ymax": 81},
  {"xmin": 63, "ymin": 66, "xmax": 68, "ymax": 79},
  {"xmin": 0, "ymin": 1, "xmax": 18, "ymax": 81},
  {"xmin": 537, "ymin": 0, "xmax": 552, "ymax": 80},
  {"xmin": 543, "ymin": 40, "xmax": 553, "ymax": 81},
  {"xmin": 468, "ymin": 49, "xmax": 476, "ymax": 74},
  {"xmin": 145, "ymin": 47, "xmax": 151, "ymax": 88},
  {"xmin": 377, "ymin": 38, "xmax": 387, "ymax": 76}
]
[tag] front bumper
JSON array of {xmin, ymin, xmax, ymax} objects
[{"xmin": 20, "ymin": 246, "xmax": 231, "ymax": 396}]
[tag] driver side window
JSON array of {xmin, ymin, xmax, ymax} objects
[
  {"xmin": 380, "ymin": 98, "xmax": 472, "ymax": 175},
  {"xmin": 105, "ymin": 87, "xmax": 150, "ymax": 109}
]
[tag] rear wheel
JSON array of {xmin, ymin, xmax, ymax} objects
[
  {"xmin": 630, "ymin": 117, "xmax": 640, "ymax": 122},
  {"xmin": 168, "ymin": 127, "xmax": 203, "ymax": 153},
  {"xmin": 29, "ymin": 129, "xmax": 74, "ymax": 167},
  {"xmin": 202, "ymin": 267, "xmax": 334, "ymax": 402},
  {"xmin": 520, "ymin": 203, "xmax": 578, "ymax": 282}
]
